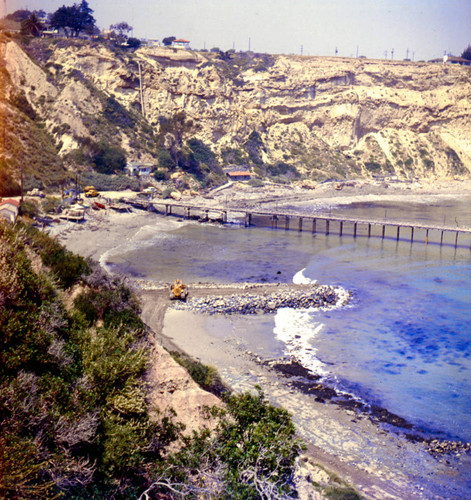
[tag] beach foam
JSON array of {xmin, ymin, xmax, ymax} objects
[
  {"xmin": 271, "ymin": 271, "xmax": 350, "ymax": 380},
  {"xmin": 293, "ymin": 268, "xmax": 318, "ymax": 285}
]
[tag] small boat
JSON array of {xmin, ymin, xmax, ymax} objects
[
  {"xmin": 109, "ymin": 202, "xmax": 130, "ymax": 212},
  {"xmin": 92, "ymin": 201, "xmax": 106, "ymax": 210}
]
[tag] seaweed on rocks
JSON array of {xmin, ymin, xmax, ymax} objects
[{"xmin": 261, "ymin": 358, "xmax": 471, "ymax": 459}]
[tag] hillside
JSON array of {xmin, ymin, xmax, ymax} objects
[
  {"xmin": 1, "ymin": 34, "xmax": 471, "ymax": 194},
  {"xmin": 0, "ymin": 219, "xmax": 314, "ymax": 498}
]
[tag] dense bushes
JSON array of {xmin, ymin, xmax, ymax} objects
[
  {"xmin": 0, "ymin": 221, "xmax": 165, "ymax": 497},
  {"xmin": 24, "ymin": 224, "xmax": 90, "ymax": 289},
  {"xmin": 0, "ymin": 159, "xmax": 21, "ymax": 197},
  {"xmin": 81, "ymin": 172, "xmax": 140, "ymax": 191},
  {"xmin": 0, "ymin": 221, "xmax": 304, "ymax": 498},
  {"xmin": 103, "ymin": 95, "xmax": 135, "ymax": 129},
  {"xmin": 91, "ymin": 139, "xmax": 127, "ymax": 174},
  {"xmin": 267, "ymin": 162, "xmax": 300, "ymax": 179},
  {"xmin": 160, "ymin": 388, "xmax": 304, "ymax": 499}
]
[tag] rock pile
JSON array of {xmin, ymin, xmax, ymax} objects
[
  {"xmin": 426, "ymin": 439, "xmax": 471, "ymax": 457},
  {"xmin": 173, "ymin": 284, "xmax": 348, "ymax": 315}
]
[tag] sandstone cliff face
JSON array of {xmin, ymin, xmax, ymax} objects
[{"xmin": 2, "ymin": 37, "xmax": 471, "ymax": 183}]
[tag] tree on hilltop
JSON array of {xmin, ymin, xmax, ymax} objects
[
  {"xmin": 461, "ymin": 45, "xmax": 471, "ymax": 61},
  {"xmin": 109, "ymin": 21, "xmax": 133, "ymax": 44},
  {"xmin": 6, "ymin": 9, "xmax": 33, "ymax": 22},
  {"xmin": 20, "ymin": 13, "xmax": 44, "ymax": 37},
  {"xmin": 126, "ymin": 37, "xmax": 142, "ymax": 49},
  {"xmin": 162, "ymin": 36, "xmax": 176, "ymax": 46},
  {"xmin": 50, "ymin": 0, "xmax": 96, "ymax": 37}
]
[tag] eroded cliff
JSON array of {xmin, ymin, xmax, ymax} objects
[{"xmin": 1, "ymin": 36, "xmax": 470, "ymax": 191}]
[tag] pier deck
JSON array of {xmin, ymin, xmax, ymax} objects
[{"xmin": 125, "ymin": 198, "xmax": 471, "ymax": 248}]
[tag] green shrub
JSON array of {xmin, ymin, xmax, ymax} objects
[
  {"xmin": 103, "ymin": 95, "xmax": 135, "ymax": 129},
  {"xmin": 161, "ymin": 187, "xmax": 173, "ymax": 199},
  {"xmin": 9, "ymin": 89, "xmax": 37, "ymax": 121},
  {"xmin": 81, "ymin": 326, "xmax": 146, "ymax": 399},
  {"xmin": 24, "ymin": 224, "xmax": 90, "ymax": 288},
  {"xmin": 41, "ymin": 196, "xmax": 61, "ymax": 214},
  {"xmin": 92, "ymin": 140, "xmax": 127, "ymax": 174},
  {"xmin": 248, "ymin": 178, "xmax": 264, "ymax": 187},
  {"xmin": 170, "ymin": 351, "xmax": 228, "ymax": 397},
  {"xmin": 157, "ymin": 149, "xmax": 175, "ymax": 169},
  {"xmin": 167, "ymin": 388, "xmax": 304, "ymax": 498},
  {"xmin": 153, "ymin": 169, "xmax": 167, "ymax": 181},
  {"xmin": 324, "ymin": 486, "xmax": 362, "ymax": 500},
  {"xmin": 20, "ymin": 199, "xmax": 40, "ymax": 218},
  {"xmin": 81, "ymin": 172, "xmax": 140, "ymax": 191},
  {"xmin": 365, "ymin": 161, "xmax": 381, "ymax": 172},
  {"xmin": 187, "ymin": 138, "xmax": 215, "ymax": 164},
  {"xmin": 267, "ymin": 162, "xmax": 300, "ymax": 179}
]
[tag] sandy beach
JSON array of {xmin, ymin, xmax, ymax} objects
[{"xmin": 53, "ymin": 180, "xmax": 471, "ymax": 499}]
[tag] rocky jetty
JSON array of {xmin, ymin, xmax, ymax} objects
[{"xmin": 172, "ymin": 284, "xmax": 349, "ymax": 315}]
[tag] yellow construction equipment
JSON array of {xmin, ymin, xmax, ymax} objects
[
  {"xmin": 169, "ymin": 279, "xmax": 189, "ymax": 301},
  {"xmin": 85, "ymin": 186, "xmax": 99, "ymax": 197}
]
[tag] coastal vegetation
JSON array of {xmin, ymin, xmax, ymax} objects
[{"xmin": 0, "ymin": 219, "xmax": 305, "ymax": 498}]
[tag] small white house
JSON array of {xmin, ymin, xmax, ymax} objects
[
  {"xmin": 172, "ymin": 39, "xmax": 190, "ymax": 49},
  {"xmin": 125, "ymin": 162, "xmax": 154, "ymax": 177},
  {"xmin": 0, "ymin": 199, "xmax": 20, "ymax": 223}
]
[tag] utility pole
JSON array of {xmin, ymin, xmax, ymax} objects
[
  {"xmin": 391, "ymin": 48, "xmax": 394, "ymax": 59},
  {"xmin": 138, "ymin": 61, "xmax": 145, "ymax": 118},
  {"xmin": 300, "ymin": 44, "xmax": 303, "ymax": 56},
  {"xmin": 406, "ymin": 48, "xmax": 409, "ymax": 60},
  {"xmin": 384, "ymin": 50, "xmax": 388, "ymax": 59},
  {"xmin": 20, "ymin": 164, "xmax": 24, "ymax": 204},
  {"xmin": 248, "ymin": 37, "xmax": 251, "ymax": 52}
]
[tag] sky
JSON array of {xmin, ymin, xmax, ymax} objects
[{"xmin": 5, "ymin": 0, "xmax": 471, "ymax": 60}]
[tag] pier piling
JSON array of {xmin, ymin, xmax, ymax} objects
[{"xmin": 136, "ymin": 200, "xmax": 471, "ymax": 249}]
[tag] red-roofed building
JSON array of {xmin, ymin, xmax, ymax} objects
[
  {"xmin": 172, "ymin": 39, "xmax": 190, "ymax": 49},
  {"xmin": 0, "ymin": 199, "xmax": 20, "ymax": 223},
  {"xmin": 227, "ymin": 171, "xmax": 252, "ymax": 181}
]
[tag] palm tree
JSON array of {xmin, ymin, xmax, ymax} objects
[{"xmin": 21, "ymin": 14, "xmax": 44, "ymax": 37}]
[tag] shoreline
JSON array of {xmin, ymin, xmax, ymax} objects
[{"xmin": 54, "ymin": 183, "xmax": 471, "ymax": 499}]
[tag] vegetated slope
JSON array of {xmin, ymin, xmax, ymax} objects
[
  {"xmin": 1, "ymin": 35, "xmax": 470, "ymax": 194},
  {"xmin": 0, "ymin": 219, "xmax": 304, "ymax": 499},
  {"xmin": 0, "ymin": 35, "xmax": 66, "ymax": 195}
]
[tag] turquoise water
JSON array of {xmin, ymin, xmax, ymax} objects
[{"xmin": 106, "ymin": 197, "xmax": 471, "ymax": 443}]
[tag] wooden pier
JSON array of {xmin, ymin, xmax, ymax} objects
[{"xmin": 125, "ymin": 198, "xmax": 471, "ymax": 249}]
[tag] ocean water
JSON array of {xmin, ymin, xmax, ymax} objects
[{"xmin": 105, "ymin": 196, "xmax": 471, "ymax": 443}]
